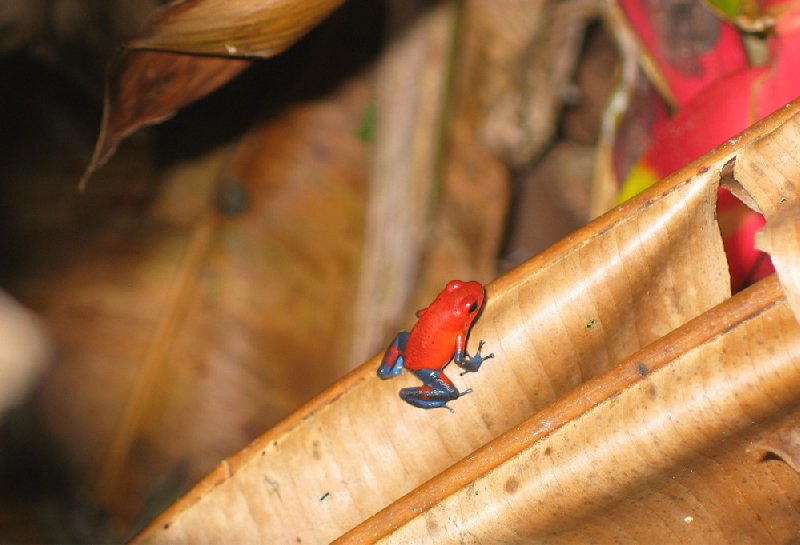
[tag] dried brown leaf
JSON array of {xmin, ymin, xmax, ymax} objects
[
  {"xmin": 739, "ymin": 110, "xmax": 800, "ymax": 320},
  {"xmin": 131, "ymin": 0, "xmax": 347, "ymax": 57},
  {"xmin": 80, "ymin": 51, "xmax": 249, "ymax": 189},
  {"xmin": 82, "ymin": 0, "xmax": 347, "ymax": 187},
  {"xmin": 36, "ymin": 78, "xmax": 369, "ymax": 528}
]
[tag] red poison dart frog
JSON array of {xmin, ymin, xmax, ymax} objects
[{"xmin": 377, "ymin": 280, "xmax": 493, "ymax": 411}]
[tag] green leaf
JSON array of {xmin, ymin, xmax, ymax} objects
[{"xmin": 706, "ymin": 0, "xmax": 742, "ymax": 18}]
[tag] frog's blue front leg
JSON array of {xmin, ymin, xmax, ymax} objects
[
  {"xmin": 456, "ymin": 339, "xmax": 495, "ymax": 375},
  {"xmin": 377, "ymin": 331, "xmax": 409, "ymax": 379},
  {"xmin": 399, "ymin": 369, "xmax": 472, "ymax": 412}
]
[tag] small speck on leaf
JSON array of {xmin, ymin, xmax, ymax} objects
[{"xmin": 505, "ymin": 477, "xmax": 520, "ymax": 494}]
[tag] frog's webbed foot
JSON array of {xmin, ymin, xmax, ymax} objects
[
  {"xmin": 399, "ymin": 369, "xmax": 471, "ymax": 411},
  {"xmin": 458, "ymin": 340, "xmax": 494, "ymax": 375}
]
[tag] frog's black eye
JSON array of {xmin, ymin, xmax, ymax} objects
[{"xmin": 469, "ymin": 301, "xmax": 478, "ymax": 313}]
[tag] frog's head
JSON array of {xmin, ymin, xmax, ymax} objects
[{"xmin": 442, "ymin": 280, "xmax": 485, "ymax": 327}]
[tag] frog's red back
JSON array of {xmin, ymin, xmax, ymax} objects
[{"xmin": 402, "ymin": 280, "xmax": 485, "ymax": 372}]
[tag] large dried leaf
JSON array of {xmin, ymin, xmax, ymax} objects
[
  {"xmin": 28, "ymin": 77, "xmax": 369, "ymax": 530},
  {"xmin": 351, "ymin": 276, "xmax": 799, "ymax": 543},
  {"xmin": 131, "ymin": 94, "xmax": 800, "ymax": 545}
]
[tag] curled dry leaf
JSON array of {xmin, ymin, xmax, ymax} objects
[
  {"xmin": 132, "ymin": 100, "xmax": 800, "ymax": 543},
  {"xmin": 81, "ymin": 0, "xmax": 346, "ymax": 187},
  {"xmin": 80, "ymin": 51, "xmax": 249, "ymax": 189},
  {"xmin": 130, "ymin": 0, "xmax": 347, "ymax": 57}
]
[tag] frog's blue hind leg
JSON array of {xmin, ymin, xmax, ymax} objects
[
  {"xmin": 377, "ymin": 331, "xmax": 409, "ymax": 379},
  {"xmin": 399, "ymin": 369, "xmax": 472, "ymax": 412}
]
